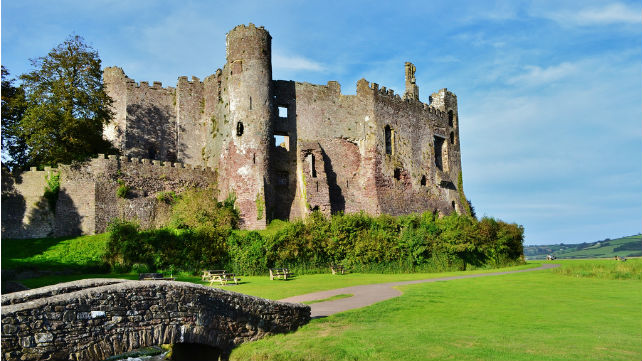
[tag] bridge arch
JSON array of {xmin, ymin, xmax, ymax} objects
[{"xmin": 1, "ymin": 279, "xmax": 310, "ymax": 360}]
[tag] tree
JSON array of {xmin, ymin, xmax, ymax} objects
[
  {"xmin": 14, "ymin": 35, "xmax": 114, "ymax": 168},
  {"xmin": 1, "ymin": 66, "xmax": 28, "ymax": 169}
]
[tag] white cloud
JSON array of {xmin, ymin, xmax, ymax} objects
[
  {"xmin": 540, "ymin": 2, "xmax": 642, "ymax": 26},
  {"xmin": 272, "ymin": 53, "xmax": 326, "ymax": 72},
  {"xmin": 506, "ymin": 62, "xmax": 577, "ymax": 86}
]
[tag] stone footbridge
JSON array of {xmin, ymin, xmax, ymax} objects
[{"xmin": 1, "ymin": 279, "xmax": 310, "ymax": 360}]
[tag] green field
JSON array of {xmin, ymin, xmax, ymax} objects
[
  {"xmin": 230, "ymin": 259, "xmax": 642, "ymax": 361},
  {"xmin": 525, "ymin": 234, "xmax": 641, "ymax": 260},
  {"xmin": 1, "ymin": 233, "xmax": 110, "ymax": 271}
]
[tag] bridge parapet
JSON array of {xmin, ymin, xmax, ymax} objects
[{"xmin": 1, "ymin": 279, "xmax": 310, "ymax": 360}]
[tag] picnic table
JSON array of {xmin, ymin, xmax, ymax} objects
[
  {"xmin": 202, "ymin": 269, "xmax": 241, "ymax": 286},
  {"xmin": 269, "ymin": 268, "xmax": 292, "ymax": 280},
  {"xmin": 330, "ymin": 264, "xmax": 345, "ymax": 275}
]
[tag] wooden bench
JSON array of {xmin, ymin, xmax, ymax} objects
[
  {"xmin": 138, "ymin": 273, "xmax": 175, "ymax": 281},
  {"xmin": 330, "ymin": 264, "xmax": 345, "ymax": 275},
  {"xmin": 269, "ymin": 268, "xmax": 291, "ymax": 280}
]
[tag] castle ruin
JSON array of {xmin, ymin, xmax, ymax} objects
[{"xmin": 2, "ymin": 24, "xmax": 466, "ymax": 237}]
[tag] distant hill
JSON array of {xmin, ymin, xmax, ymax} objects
[{"xmin": 524, "ymin": 234, "xmax": 642, "ymax": 260}]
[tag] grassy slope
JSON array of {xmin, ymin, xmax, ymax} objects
[
  {"xmin": 231, "ymin": 260, "xmax": 642, "ymax": 361},
  {"xmin": 525, "ymin": 234, "xmax": 641, "ymax": 259},
  {"xmin": 1, "ymin": 233, "xmax": 109, "ymax": 270}
]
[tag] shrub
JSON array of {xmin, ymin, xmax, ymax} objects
[
  {"xmin": 116, "ymin": 179, "xmax": 129, "ymax": 199},
  {"xmin": 156, "ymin": 191, "xmax": 177, "ymax": 204}
]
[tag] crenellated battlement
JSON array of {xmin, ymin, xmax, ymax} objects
[{"xmin": 91, "ymin": 24, "xmax": 466, "ymax": 233}]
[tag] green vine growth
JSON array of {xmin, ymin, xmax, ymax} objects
[
  {"xmin": 116, "ymin": 179, "xmax": 130, "ymax": 199},
  {"xmin": 255, "ymin": 193, "xmax": 265, "ymax": 220},
  {"xmin": 44, "ymin": 171, "xmax": 61, "ymax": 212}
]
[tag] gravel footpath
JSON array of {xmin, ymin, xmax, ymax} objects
[{"xmin": 280, "ymin": 263, "xmax": 560, "ymax": 318}]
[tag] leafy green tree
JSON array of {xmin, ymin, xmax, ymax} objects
[
  {"xmin": 16, "ymin": 35, "xmax": 114, "ymax": 168},
  {"xmin": 1, "ymin": 66, "xmax": 28, "ymax": 169}
]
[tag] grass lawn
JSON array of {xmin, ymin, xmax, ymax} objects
[
  {"xmin": 1, "ymin": 233, "xmax": 109, "ymax": 270},
  {"xmin": 230, "ymin": 260, "xmax": 641, "ymax": 361},
  {"xmin": 17, "ymin": 263, "xmax": 539, "ymax": 299}
]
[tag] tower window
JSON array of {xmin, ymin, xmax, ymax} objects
[
  {"xmin": 274, "ymin": 134, "xmax": 290, "ymax": 151},
  {"xmin": 237, "ymin": 122, "xmax": 244, "ymax": 136},
  {"xmin": 385, "ymin": 125, "xmax": 393, "ymax": 155},
  {"xmin": 448, "ymin": 110, "xmax": 454, "ymax": 127},
  {"xmin": 452, "ymin": 201, "xmax": 456, "ymax": 209},
  {"xmin": 450, "ymin": 132, "xmax": 454, "ymax": 145},
  {"xmin": 394, "ymin": 168, "xmax": 401, "ymax": 180},
  {"xmin": 307, "ymin": 154, "xmax": 317, "ymax": 178},
  {"xmin": 278, "ymin": 106, "xmax": 288, "ymax": 118},
  {"xmin": 420, "ymin": 175, "xmax": 426, "ymax": 186},
  {"xmin": 434, "ymin": 136, "xmax": 445, "ymax": 171}
]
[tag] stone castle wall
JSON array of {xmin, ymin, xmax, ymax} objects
[
  {"xmin": 1, "ymin": 155, "xmax": 216, "ymax": 239},
  {"xmin": 2, "ymin": 23, "xmax": 469, "ymax": 237}
]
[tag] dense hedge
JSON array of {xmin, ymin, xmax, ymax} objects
[{"xmin": 105, "ymin": 207, "xmax": 524, "ymax": 275}]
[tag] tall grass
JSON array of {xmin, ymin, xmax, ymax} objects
[{"xmin": 550, "ymin": 258, "xmax": 641, "ymax": 280}]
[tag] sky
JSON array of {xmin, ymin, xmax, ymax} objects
[{"xmin": 2, "ymin": 0, "xmax": 641, "ymax": 245}]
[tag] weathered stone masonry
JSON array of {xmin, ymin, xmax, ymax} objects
[
  {"xmin": 1, "ymin": 155, "xmax": 216, "ymax": 239},
  {"xmin": 101, "ymin": 23, "xmax": 467, "ymax": 228},
  {"xmin": 0, "ymin": 279, "xmax": 310, "ymax": 360},
  {"xmin": 2, "ymin": 23, "xmax": 468, "ymax": 236}
]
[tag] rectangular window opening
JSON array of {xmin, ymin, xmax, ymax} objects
[
  {"xmin": 394, "ymin": 168, "xmax": 401, "ymax": 180},
  {"xmin": 278, "ymin": 106, "xmax": 288, "ymax": 118},
  {"xmin": 434, "ymin": 136, "xmax": 445, "ymax": 171},
  {"xmin": 274, "ymin": 134, "xmax": 290, "ymax": 151},
  {"xmin": 307, "ymin": 154, "xmax": 317, "ymax": 177}
]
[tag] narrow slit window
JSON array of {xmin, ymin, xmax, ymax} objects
[
  {"xmin": 307, "ymin": 154, "xmax": 317, "ymax": 178},
  {"xmin": 451, "ymin": 201, "xmax": 456, "ymax": 209},
  {"xmin": 385, "ymin": 125, "xmax": 393, "ymax": 155},
  {"xmin": 434, "ymin": 136, "xmax": 445, "ymax": 171},
  {"xmin": 448, "ymin": 110, "xmax": 454, "ymax": 127},
  {"xmin": 253, "ymin": 153, "xmax": 256, "ymax": 164},
  {"xmin": 236, "ymin": 122, "xmax": 244, "ymax": 136},
  {"xmin": 420, "ymin": 175, "xmax": 426, "ymax": 186},
  {"xmin": 249, "ymin": 96, "xmax": 252, "ymax": 110},
  {"xmin": 450, "ymin": 132, "xmax": 454, "ymax": 145}
]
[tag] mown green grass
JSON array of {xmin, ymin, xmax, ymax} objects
[
  {"xmin": 548, "ymin": 258, "xmax": 641, "ymax": 280},
  {"xmin": 18, "ymin": 263, "xmax": 539, "ymax": 299},
  {"xmin": 230, "ymin": 265, "xmax": 642, "ymax": 361},
  {"xmin": 1, "ymin": 233, "xmax": 109, "ymax": 270}
]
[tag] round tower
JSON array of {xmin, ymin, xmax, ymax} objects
[{"xmin": 220, "ymin": 24, "xmax": 273, "ymax": 229}]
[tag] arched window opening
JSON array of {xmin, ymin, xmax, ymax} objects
[
  {"xmin": 448, "ymin": 110, "xmax": 454, "ymax": 127},
  {"xmin": 236, "ymin": 122, "xmax": 244, "ymax": 136},
  {"xmin": 420, "ymin": 175, "xmax": 426, "ymax": 186},
  {"xmin": 451, "ymin": 201, "xmax": 456, "ymax": 210},
  {"xmin": 385, "ymin": 125, "xmax": 393, "ymax": 155}
]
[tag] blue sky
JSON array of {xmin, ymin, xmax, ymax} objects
[{"xmin": 2, "ymin": 0, "xmax": 641, "ymax": 245}]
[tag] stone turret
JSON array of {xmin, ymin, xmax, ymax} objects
[
  {"xmin": 404, "ymin": 62, "xmax": 419, "ymax": 101},
  {"xmin": 218, "ymin": 23, "xmax": 274, "ymax": 229}
]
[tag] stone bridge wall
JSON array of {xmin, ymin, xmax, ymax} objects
[{"xmin": 1, "ymin": 279, "xmax": 310, "ymax": 361}]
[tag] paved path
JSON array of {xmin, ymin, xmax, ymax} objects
[{"xmin": 280, "ymin": 263, "xmax": 560, "ymax": 318}]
